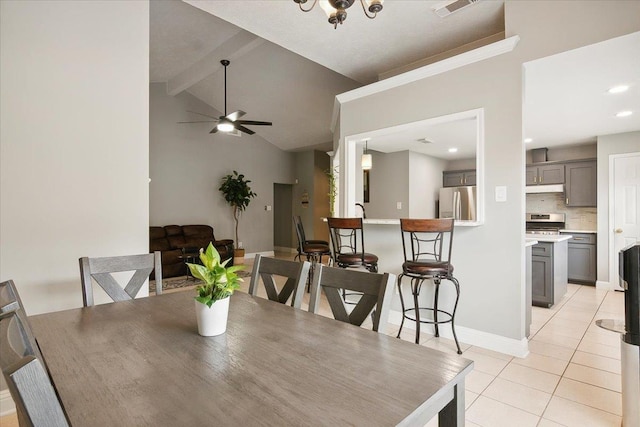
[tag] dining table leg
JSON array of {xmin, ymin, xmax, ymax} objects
[{"xmin": 438, "ymin": 380, "xmax": 465, "ymax": 426}]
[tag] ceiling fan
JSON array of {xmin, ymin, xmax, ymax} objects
[{"xmin": 179, "ymin": 59, "xmax": 272, "ymax": 136}]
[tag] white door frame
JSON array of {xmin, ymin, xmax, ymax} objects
[{"xmin": 608, "ymin": 151, "xmax": 640, "ymax": 290}]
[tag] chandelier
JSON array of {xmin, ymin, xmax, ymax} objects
[{"xmin": 293, "ymin": 0, "xmax": 384, "ymax": 29}]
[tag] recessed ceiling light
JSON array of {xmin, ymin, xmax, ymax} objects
[
  {"xmin": 524, "ymin": 138, "xmax": 533, "ymax": 143},
  {"xmin": 616, "ymin": 111, "xmax": 633, "ymax": 118},
  {"xmin": 608, "ymin": 85, "xmax": 629, "ymax": 94},
  {"xmin": 448, "ymin": 148, "xmax": 458, "ymax": 153}
]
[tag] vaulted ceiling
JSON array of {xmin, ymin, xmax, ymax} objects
[{"xmin": 150, "ymin": 0, "xmax": 505, "ymax": 151}]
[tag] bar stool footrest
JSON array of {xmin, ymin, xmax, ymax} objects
[{"xmin": 402, "ymin": 307, "xmax": 454, "ymax": 324}]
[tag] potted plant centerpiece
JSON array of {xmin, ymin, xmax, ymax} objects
[
  {"xmin": 219, "ymin": 170, "xmax": 256, "ymax": 265},
  {"xmin": 187, "ymin": 242, "xmax": 243, "ymax": 337}
]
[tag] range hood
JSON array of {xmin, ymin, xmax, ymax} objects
[{"xmin": 526, "ymin": 184, "xmax": 564, "ymax": 194}]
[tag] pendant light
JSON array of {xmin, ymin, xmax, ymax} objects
[{"xmin": 361, "ymin": 139, "xmax": 372, "ymax": 170}]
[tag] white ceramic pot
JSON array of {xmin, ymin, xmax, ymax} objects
[{"xmin": 195, "ymin": 297, "xmax": 230, "ymax": 336}]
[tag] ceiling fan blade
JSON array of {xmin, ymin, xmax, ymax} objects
[
  {"xmin": 235, "ymin": 120, "xmax": 272, "ymax": 126},
  {"xmin": 235, "ymin": 124, "xmax": 255, "ymax": 135},
  {"xmin": 209, "ymin": 127, "xmax": 219, "ymax": 134},
  {"xmin": 187, "ymin": 110, "xmax": 219, "ymax": 120},
  {"xmin": 226, "ymin": 110, "xmax": 246, "ymax": 122},
  {"xmin": 178, "ymin": 120, "xmax": 218, "ymax": 123}
]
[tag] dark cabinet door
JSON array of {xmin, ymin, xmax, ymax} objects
[
  {"xmin": 526, "ymin": 166, "xmax": 538, "ymax": 185},
  {"xmin": 532, "ymin": 255, "xmax": 553, "ymax": 307},
  {"xmin": 538, "ymin": 164, "xmax": 565, "ymax": 185},
  {"xmin": 566, "ymin": 161, "xmax": 597, "ymax": 207},
  {"xmin": 464, "ymin": 171, "xmax": 476, "ymax": 186},
  {"xmin": 568, "ymin": 243, "xmax": 597, "ymax": 283},
  {"xmin": 443, "ymin": 172, "xmax": 464, "ymax": 187}
]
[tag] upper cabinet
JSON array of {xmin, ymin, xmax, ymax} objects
[
  {"xmin": 565, "ymin": 160, "xmax": 597, "ymax": 207},
  {"xmin": 443, "ymin": 170, "xmax": 476, "ymax": 187},
  {"xmin": 526, "ymin": 164, "xmax": 565, "ymax": 185}
]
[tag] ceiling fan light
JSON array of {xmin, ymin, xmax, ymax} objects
[
  {"xmin": 361, "ymin": 153, "xmax": 372, "ymax": 170},
  {"xmin": 217, "ymin": 122, "xmax": 235, "ymax": 132}
]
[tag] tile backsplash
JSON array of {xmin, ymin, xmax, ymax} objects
[{"xmin": 527, "ymin": 193, "xmax": 597, "ymax": 231}]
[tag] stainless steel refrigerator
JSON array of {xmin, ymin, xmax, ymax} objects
[{"xmin": 439, "ymin": 186, "xmax": 477, "ymax": 221}]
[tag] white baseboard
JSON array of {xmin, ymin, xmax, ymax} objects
[
  {"xmin": 388, "ymin": 310, "xmax": 530, "ymax": 358},
  {"xmin": 596, "ymin": 280, "xmax": 614, "ymax": 290},
  {"xmin": 0, "ymin": 389, "xmax": 15, "ymax": 417}
]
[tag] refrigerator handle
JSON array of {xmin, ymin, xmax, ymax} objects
[{"xmin": 453, "ymin": 191, "xmax": 461, "ymax": 220}]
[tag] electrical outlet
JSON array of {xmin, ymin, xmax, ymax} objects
[
  {"xmin": 396, "ymin": 202, "xmax": 402, "ymax": 210},
  {"xmin": 238, "ymin": 242, "xmax": 243, "ymax": 249},
  {"xmin": 264, "ymin": 205, "xmax": 272, "ymax": 211}
]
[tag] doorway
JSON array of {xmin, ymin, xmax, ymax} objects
[
  {"xmin": 609, "ymin": 152, "xmax": 640, "ymax": 290},
  {"xmin": 273, "ymin": 183, "xmax": 294, "ymax": 253}
]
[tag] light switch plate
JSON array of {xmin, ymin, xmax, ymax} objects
[
  {"xmin": 396, "ymin": 202, "xmax": 402, "ymax": 210},
  {"xmin": 495, "ymin": 186, "xmax": 507, "ymax": 202}
]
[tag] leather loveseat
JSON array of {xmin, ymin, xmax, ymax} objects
[{"xmin": 150, "ymin": 225, "xmax": 234, "ymax": 278}]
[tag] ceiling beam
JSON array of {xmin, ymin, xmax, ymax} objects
[{"xmin": 167, "ymin": 30, "xmax": 265, "ymax": 96}]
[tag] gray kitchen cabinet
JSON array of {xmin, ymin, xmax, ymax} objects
[
  {"xmin": 531, "ymin": 240, "xmax": 568, "ymax": 308},
  {"xmin": 565, "ymin": 160, "xmax": 597, "ymax": 207},
  {"xmin": 526, "ymin": 164, "xmax": 565, "ymax": 185},
  {"xmin": 532, "ymin": 243, "xmax": 553, "ymax": 307},
  {"xmin": 443, "ymin": 170, "xmax": 475, "ymax": 187},
  {"xmin": 561, "ymin": 232, "xmax": 597, "ymax": 284}
]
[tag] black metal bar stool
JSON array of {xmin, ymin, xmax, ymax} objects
[
  {"xmin": 327, "ymin": 217, "xmax": 378, "ymax": 304},
  {"xmin": 294, "ymin": 215, "xmax": 330, "ymax": 290},
  {"xmin": 397, "ymin": 218, "xmax": 462, "ymax": 354}
]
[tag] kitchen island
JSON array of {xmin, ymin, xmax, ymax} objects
[{"xmin": 528, "ymin": 234, "xmax": 571, "ymax": 308}]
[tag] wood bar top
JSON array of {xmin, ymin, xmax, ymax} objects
[{"xmin": 30, "ymin": 291, "xmax": 473, "ymax": 426}]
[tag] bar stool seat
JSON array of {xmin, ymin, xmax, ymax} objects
[
  {"xmin": 336, "ymin": 252, "xmax": 378, "ymax": 266},
  {"xmin": 397, "ymin": 218, "xmax": 462, "ymax": 354},
  {"xmin": 402, "ymin": 261, "xmax": 453, "ymax": 276}
]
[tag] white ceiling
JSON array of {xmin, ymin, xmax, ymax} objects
[
  {"xmin": 523, "ymin": 31, "xmax": 640, "ymax": 150},
  {"xmin": 150, "ymin": 0, "xmax": 505, "ymax": 152},
  {"xmin": 151, "ymin": 2, "xmax": 638, "ymax": 155}
]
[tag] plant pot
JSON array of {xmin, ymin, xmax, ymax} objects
[
  {"xmin": 194, "ymin": 297, "xmax": 230, "ymax": 336},
  {"xmin": 234, "ymin": 248, "xmax": 245, "ymax": 265}
]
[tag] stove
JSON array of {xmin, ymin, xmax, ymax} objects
[{"xmin": 526, "ymin": 213, "xmax": 565, "ymax": 235}]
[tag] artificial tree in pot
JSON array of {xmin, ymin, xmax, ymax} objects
[{"xmin": 219, "ymin": 170, "xmax": 256, "ymax": 264}]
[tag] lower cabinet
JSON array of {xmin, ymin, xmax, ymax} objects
[
  {"xmin": 532, "ymin": 243, "xmax": 553, "ymax": 308},
  {"xmin": 531, "ymin": 240, "xmax": 568, "ymax": 308},
  {"xmin": 561, "ymin": 232, "xmax": 597, "ymax": 284}
]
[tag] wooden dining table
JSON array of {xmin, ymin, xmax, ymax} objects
[{"xmin": 30, "ymin": 291, "xmax": 473, "ymax": 426}]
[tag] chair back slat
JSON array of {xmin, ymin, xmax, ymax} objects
[
  {"xmin": 0, "ymin": 280, "xmax": 22, "ymax": 314},
  {"xmin": 5, "ymin": 356, "xmax": 69, "ymax": 427},
  {"xmin": 249, "ymin": 255, "xmax": 310, "ymax": 309},
  {"xmin": 79, "ymin": 251, "xmax": 162, "ymax": 307},
  {"xmin": 0, "ymin": 312, "xmax": 35, "ymax": 368},
  {"xmin": 309, "ymin": 265, "xmax": 395, "ymax": 333}
]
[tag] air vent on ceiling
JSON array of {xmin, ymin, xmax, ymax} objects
[
  {"xmin": 432, "ymin": 0, "xmax": 481, "ymax": 18},
  {"xmin": 417, "ymin": 138, "xmax": 433, "ymax": 144}
]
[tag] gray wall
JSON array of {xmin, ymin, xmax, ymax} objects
[
  {"xmin": 149, "ymin": 83, "xmax": 295, "ymax": 253},
  {"xmin": 336, "ymin": 1, "xmax": 640, "ymax": 341},
  {"xmin": 410, "ymin": 152, "xmax": 447, "ymax": 218},
  {"xmin": 366, "ymin": 151, "xmax": 410, "ymax": 219},
  {"xmin": 596, "ymin": 131, "xmax": 640, "ymax": 283},
  {"xmin": 273, "ymin": 184, "xmax": 293, "ymax": 249}
]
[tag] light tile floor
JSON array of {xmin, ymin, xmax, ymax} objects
[{"xmin": 0, "ymin": 254, "xmax": 626, "ymax": 427}]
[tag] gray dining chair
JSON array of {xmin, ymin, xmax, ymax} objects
[
  {"xmin": 308, "ymin": 264, "xmax": 395, "ymax": 334},
  {"xmin": 0, "ymin": 280, "xmax": 22, "ymax": 314},
  {"xmin": 0, "ymin": 280, "xmax": 44, "ymax": 362},
  {"xmin": 249, "ymin": 255, "xmax": 311, "ymax": 309},
  {"xmin": 79, "ymin": 251, "xmax": 163, "ymax": 307},
  {"xmin": 0, "ymin": 311, "xmax": 69, "ymax": 427}
]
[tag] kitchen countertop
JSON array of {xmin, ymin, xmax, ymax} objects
[
  {"xmin": 525, "ymin": 238, "xmax": 538, "ymax": 247},
  {"xmin": 560, "ymin": 229, "xmax": 596, "ymax": 234},
  {"xmin": 526, "ymin": 234, "xmax": 572, "ymax": 243}
]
